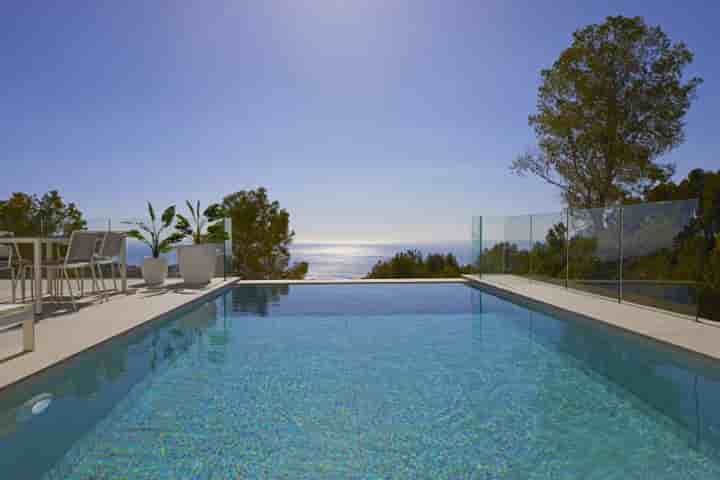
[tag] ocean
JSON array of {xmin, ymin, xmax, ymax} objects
[
  {"xmin": 291, "ymin": 242, "xmax": 473, "ymax": 280},
  {"xmin": 125, "ymin": 240, "xmax": 473, "ymax": 280}
]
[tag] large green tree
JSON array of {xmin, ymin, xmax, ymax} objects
[
  {"xmin": 0, "ymin": 190, "xmax": 86, "ymax": 236},
  {"xmin": 221, "ymin": 187, "xmax": 307, "ymax": 280},
  {"xmin": 512, "ymin": 16, "xmax": 702, "ymax": 208},
  {"xmin": 365, "ymin": 250, "xmax": 473, "ymax": 279}
]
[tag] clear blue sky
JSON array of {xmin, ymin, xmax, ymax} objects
[{"xmin": 1, "ymin": 1, "xmax": 717, "ymax": 242}]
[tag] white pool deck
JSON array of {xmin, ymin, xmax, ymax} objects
[
  {"xmin": 0, "ymin": 274, "xmax": 719, "ymax": 391},
  {"xmin": 465, "ymin": 274, "xmax": 720, "ymax": 361},
  {"xmin": 0, "ymin": 278, "xmax": 237, "ymax": 390}
]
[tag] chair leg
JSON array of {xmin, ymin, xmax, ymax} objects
[
  {"xmin": 26, "ymin": 266, "xmax": 33, "ymax": 301},
  {"xmin": 90, "ymin": 263, "xmax": 103, "ymax": 301},
  {"xmin": 26, "ymin": 266, "xmax": 34, "ymax": 301},
  {"xmin": 23, "ymin": 267, "xmax": 28, "ymax": 301},
  {"xmin": 99, "ymin": 263, "xmax": 108, "ymax": 294},
  {"xmin": 78, "ymin": 267, "xmax": 84, "ymax": 296},
  {"xmin": 111, "ymin": 263, "xmax": 118, "ymax": 291},
  {"xmin": 18, "ymin": 266, "xmax": 25, "ymax": 302},
  {"xmin": 64, "ymin": 268, "xmax": 77, "ymax": 312},
  {"xmin": 96, "ymin": 263, "xmax": 107, "ymax": 302},
  {"xmin": 10, "ymin": 267, "xmax": 16, "ymax": 303}
]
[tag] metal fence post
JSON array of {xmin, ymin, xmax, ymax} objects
[
  {"xmin": 472, "ymin": 216, "xmax": 482, "ymax": 278},
  {"xmin": 479, "ymin": 216, "xmax": 483, "ymax": 278},
  {"xmin": 529, "ymin": 214, "xmax": 533, "ymax": 281},
  {"xmin": 502, "ymin": 217, "xmax": 506, "ymax": 274},
  {"xmin": 224, "ymin": 217, "xmax": 232, "ymax": 278},
  {"xmin": 565, "ymin": 209, "xmax": 570, "ymax": 289},
  {"xmin": 618, "ymin": 206, "xmax": 624, "ymax": 304}
]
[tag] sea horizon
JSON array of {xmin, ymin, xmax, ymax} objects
[{"xmin": 125, "ymin": 239, "xmax": 474, "ymax": 280}]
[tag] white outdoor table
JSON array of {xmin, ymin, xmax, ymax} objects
[{"xmin": 0, "ymin": 235, "xmax": 128, "ymax": 318}]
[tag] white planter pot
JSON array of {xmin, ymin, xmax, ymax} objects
[
  {"xmin": 215, "ymin": 250, "xmax": 225, "ymax": 278},
  {"xmin": 177, "ymin": 244, "xmax": 216, "ymax": 285},
  {"xmin": 142, "ymin": 257, "xmax": 168, "ymax": 286}
]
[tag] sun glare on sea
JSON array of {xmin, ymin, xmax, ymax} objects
[{"xmin": 308, "ymin": 244, "xmax": 372, "ymax": 256}]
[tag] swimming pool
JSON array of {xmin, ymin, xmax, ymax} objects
[{"xmin": 2, "ymin": 283, "xmax": 720, "ymax": 478}]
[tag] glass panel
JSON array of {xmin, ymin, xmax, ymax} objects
[
  {"xmin": 472, "ymin": 199, "xmax": 715, "ymax": 320},
  {"xmin": 568, "ymin": 206, "xmax": 620, "ymax": 301},
  {"xmin": 622, "ymin": 199, "xmax": 700, "ymax": 317},
  {"xmin": 471, "ymin": 216, "xmax": 482, "ymax": 273},
  {"xmin": 479, "ymin": 216, "xmax": 506, "ymax": 274},
  {"xmin": 529, "ymin": 212, "xmax": 567, "ymax": 287},
  {"xmin": 223, "ymin": 217, "xmax": 233, "ymax": 278},
  {"xmin": 700, "ymin": 264, "xmax": 720, "ymax": 322},
  {"xmin": 505, "ymin": 215, "xmax": 531, "ymax": 277}
]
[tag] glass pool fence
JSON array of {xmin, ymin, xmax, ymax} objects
[{"xmin": 472, "ymin": 199, "xmax": 720, "ymax": 322}]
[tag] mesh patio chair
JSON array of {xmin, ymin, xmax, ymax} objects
[
  {"xmin": 94, "ymin": 232, "xmax": 124, "ymax": 294},
  {"xmin": 42, "ymin": 231, "xmax": 103, "ymax": 311},
  {"xmin": 72, "ymin": 231, "xmax": 106, "ymax": 298},
  {"xmin": 0, "ymin": 231, "xmax": 33, "ymax": 303}
]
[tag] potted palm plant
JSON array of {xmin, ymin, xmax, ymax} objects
[
  {"xmin": 175, "ymin": 201, "xmax": 226, "ymax": 285},
  {"xmin": 125, "ymin": 203, "xmax": 184, "ymax": 286}
]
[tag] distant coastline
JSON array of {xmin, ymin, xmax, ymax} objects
[{"xmin": 125, "ymin": 240, "xmax": 473, "ymax": 280}]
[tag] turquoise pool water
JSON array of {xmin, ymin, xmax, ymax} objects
[{"xmin": 2, "ymin": 284, "xmax": 720, "ymax": 478}]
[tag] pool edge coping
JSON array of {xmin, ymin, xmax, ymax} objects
[
  {"xmin": 0, "ymin": 279, "xmax": 237, "ymax": 394},
  {"xmin": 464, "ymin": 274, "xmax": 720, "ymax": 364}
]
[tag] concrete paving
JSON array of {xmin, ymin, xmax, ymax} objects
[
  {"xmin": 465, "ymin": 274, "xmax": 720, "ymax": 361},
  {"xmin": 0, "ymin": 278, "xmax": 236, "ymax": 390}
]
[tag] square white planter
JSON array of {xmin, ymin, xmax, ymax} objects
[
  {"xmin": 177, "ymin": 244, "xmax": 216, "ymax": 285},
  {"xmin": 141, "ymin": 257, "xmax": 168, "ymax": 286}
]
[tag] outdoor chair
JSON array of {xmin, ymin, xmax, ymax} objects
[
  {"xmin": 42, "ymin": 231, "xmax": 104, "ymax": 311},
  {"xmin": 94, "ymin": 232, "xmax": 124, "ymax": 294},
  {"xmin": 0, "ymin": 231, "xmax": 33, "ymax": 303}
]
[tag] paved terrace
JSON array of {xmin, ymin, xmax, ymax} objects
[
  {"xmin": 465, "ymin": 274, "xmax": 720, "ymax": 361},
  {"xmin": 0, "ymin": 278, "xmax": 237, "ymax": 390}
]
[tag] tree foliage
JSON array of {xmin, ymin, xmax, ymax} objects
[
  {"xmin": 0, "ymin": 190, "xmax": 86, "ymax": 236},
  {"xmin": 365, "ymin": 250, "xmax": 473, "ymax": 279},
  {"xmin": 222, "ymin": 187, "xmax": 306, "ymax": 280},
  {"xmin": 513, "ymin": 16, "xmax": 702, "ymax": 208}
]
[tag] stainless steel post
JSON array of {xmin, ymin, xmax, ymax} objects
[
  {"xmin": 529, "ymin": 214, "xmax": 533, "ymax": 280},
  {"xmin": 565, "ymin": 209, "xmax": 570, "ymax": 289},
  {"xmin": 618, "ymin": 206, "xmax": 624, "ymax": 304}
]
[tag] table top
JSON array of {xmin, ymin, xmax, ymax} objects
[
  {"xmin": 0, "ymin": 303, "xmax": 31, "ymax": 317},
  {"xmin": 0, "ymin": 237, "xmax": 69, "ymax": 244}
]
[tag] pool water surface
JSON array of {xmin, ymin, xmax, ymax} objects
[{"xmin": 1, "ymin": 283, "xmax": 720, "ymax": 478}]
